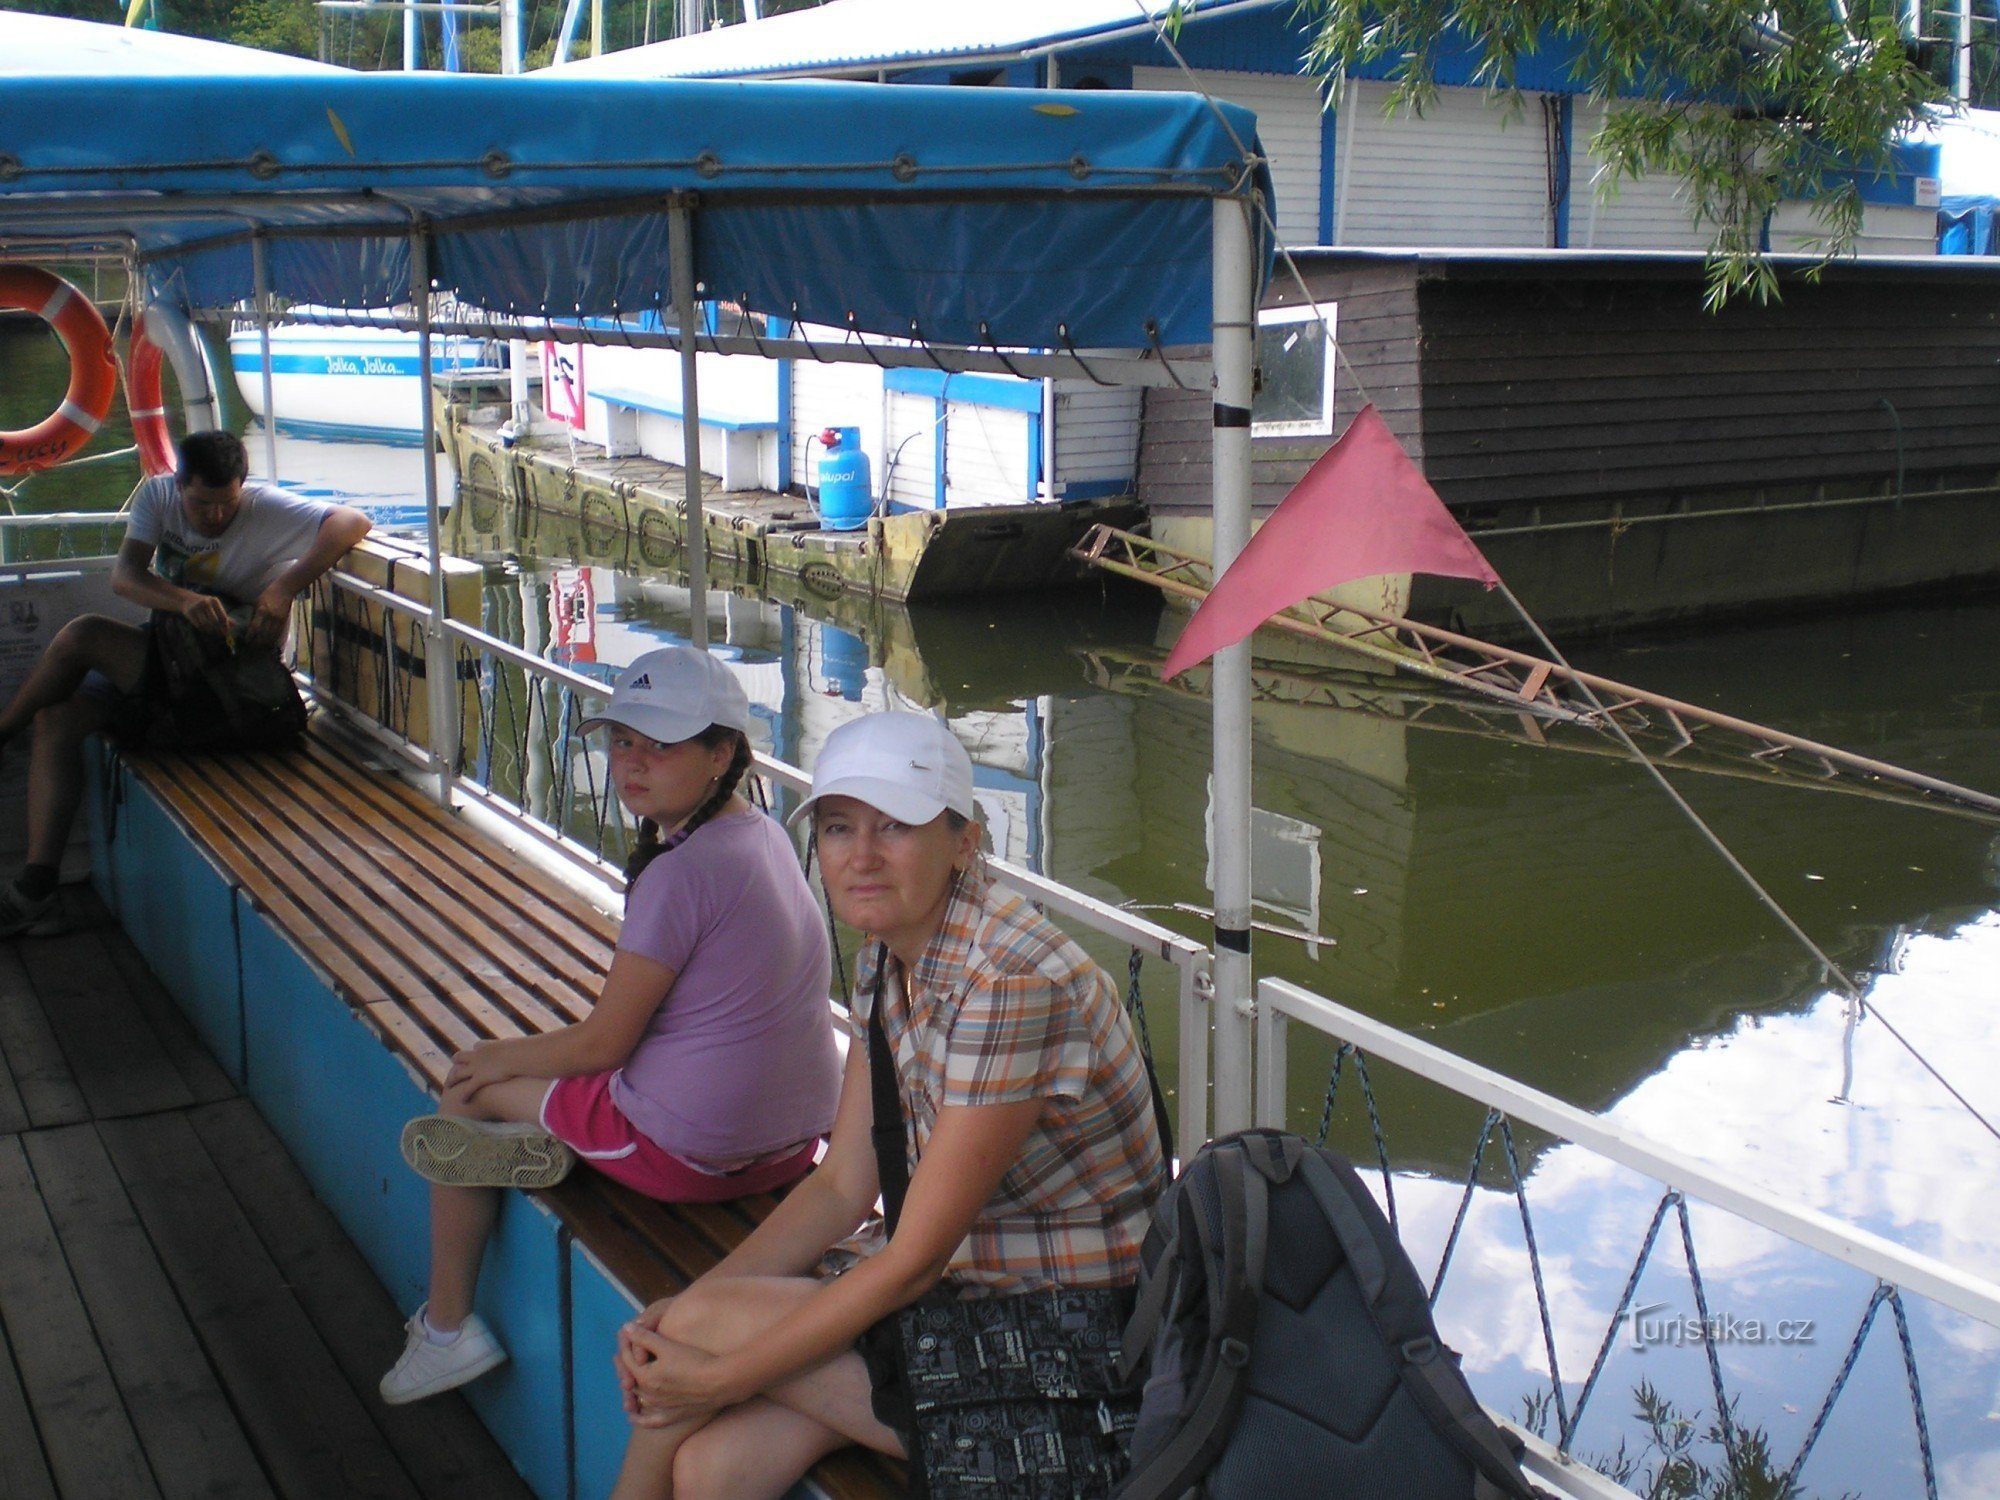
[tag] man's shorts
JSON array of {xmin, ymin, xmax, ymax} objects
[
  {"xmin": 78, "ymin": 623, "xmax": 161, "ymax": 743},
  {"xmin": 539, "ymin": 1069, "xmax": 818, "ymax": 1203}
]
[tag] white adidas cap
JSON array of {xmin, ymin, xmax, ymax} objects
[
  {"xmin": 581, "ymin": 646, "xmax": 751, "ymax": 746},
  {"xmin": 791, "ymin": 712, "xmax": 975, "ymax": 827}
]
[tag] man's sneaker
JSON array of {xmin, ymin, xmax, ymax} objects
[
  {"xmin": 0, "ymin": 880, "xmax": 58, "ymax": 940},
  {"xmin": 400, "ymin": 1115, "xmax": 576, "ymax": 1190},
  {"xmin": 380, "ymin": 1308, "xmax": 506, "ymax": 1404}
]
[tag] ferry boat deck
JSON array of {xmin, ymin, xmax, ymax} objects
[{"xmin": 0, "ymin": 889, "xmax": 531, "ymax": 1500}]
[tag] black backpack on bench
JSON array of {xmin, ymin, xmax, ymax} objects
[
  {"xmin": 144, "ymin": 604, "xmax": 309, "ymax": 752},
  {"xmin": 1114, "ymin": 1129, "xmax": 1545, "ymax": 1500}
]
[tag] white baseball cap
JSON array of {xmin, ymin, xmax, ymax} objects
[
  {"xmin": 791, "ymin": 712, "xmax": 975, "ymax": 827},
  {"xmin": 580, "ymin": 646, "xmax": 751, "ymax": 745}
]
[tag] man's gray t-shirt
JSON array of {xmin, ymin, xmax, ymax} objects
[{"xmin": 126, "ymin": 475, "xmax": 332, "ymax": 602}]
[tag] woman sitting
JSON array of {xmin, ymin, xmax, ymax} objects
[
  {"xmin": 380, "ymin": 646, "xmax": 843, "ymax": 1405},
  {"xmin": 609, "ymin": 710, "xmax": 1168, "ymax": 1499}
]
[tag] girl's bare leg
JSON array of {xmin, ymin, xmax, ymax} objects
[{"xmin": 424, "ymin": 1076, "xmax": 556, "ymax": 1330}]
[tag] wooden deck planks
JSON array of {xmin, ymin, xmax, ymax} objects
[
  {"xmin": 0, "ymin": 1134, "xmax": 164, "ymax": 1500},
  {"xmin": 0, "ymin": 895, "xmax": 535, "ymax": 1500},
  {"xmin": 0, "ymin": 944, "xmax": 88, "ymax": 1132},
  {"xmin": 23, "ymin": 1123, "xmax": 274, "ymax": 1500},
  {"xmin": 98, "ymin": 1111, "xmax": 427, "ymax": 1500},
  {"xmin": 0, "ymin": 1307, "xmax": 58, "ymax": 1500},
  {"xmin": 17, "ymin": 928, "xmax": 200, "ymax": 1120},
  {"xmin": 187, "ymin": 1098, "xmax": 534, "ymax": 1500}
]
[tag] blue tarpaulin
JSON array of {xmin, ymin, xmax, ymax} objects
[{"xmin": 0, "ymin": 22, "xmax": 1269, "ymax": 352}]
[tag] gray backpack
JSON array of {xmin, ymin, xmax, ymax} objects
[{"xmin": 1113, "ymin": 1129, "xmax": 1545, "ymax": 1500}]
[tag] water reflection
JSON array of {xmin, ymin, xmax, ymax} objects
[
  {"xmin": 445, "ymin": 486, "xmax": 2000, "ymax": 1491},
  {"xmin": 11, "ymin": 340, "xmax": 1999, "ymax": 1490}
]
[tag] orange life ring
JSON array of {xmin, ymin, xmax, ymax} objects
[
  {"xmin": 128, "ymin": 309, "xmax": 177, "ymax": 478},
  {"xmin": 0, "ymin": 267, "xmax": 118, "ymax": 477}
]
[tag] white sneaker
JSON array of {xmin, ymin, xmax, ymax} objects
[
  {"xmin": 400, "ymin": 1114, "xmax": 576, "ymax": 1189},
  {"xmin": 380, "ymin": 1308, "xmax": 507, "ymax": 1404}
]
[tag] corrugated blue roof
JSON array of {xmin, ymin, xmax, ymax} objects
[{"xmin": 557, "ymin": 0, "xmax": 1282, "ymax": 80}]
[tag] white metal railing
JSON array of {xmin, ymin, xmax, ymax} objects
[
  {"xmin": 1257, "ymin": 975, "xmax": 2000, "ymax": 1500},
  {"xmin": 1256, "ymin": 978, "xmax": 2000, "ymax": 1330},
  {"xmin": 309, "ymin": 564, "xmax": 1215, "ymax": 1148}
]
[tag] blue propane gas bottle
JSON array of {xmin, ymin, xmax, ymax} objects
[{"xmin": 815, "ymin": 426, "xmax": 872, "ymax": 531}]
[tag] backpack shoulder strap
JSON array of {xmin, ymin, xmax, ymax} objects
[
  {"xmin": 1295, "ymin": 1150, "xmax": 1539, "ymax": 1499},
  {"xmin": 1396, "ymin": 1339, "xmax": 1543, "ymax": 1500},
  {"xmin": 1115, "ymin": 1144, "xmax": 1268, "ymax": 1500},
  {"xmin": 1116, "ymin": 1210, "xmax": 1183, "ymax": 1385}
]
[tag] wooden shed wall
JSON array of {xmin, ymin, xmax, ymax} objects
[
  {"xmin": 1137, "ymin": 257, "xmax": 2000, "ymax": 522},
  {"xmin": 1138, "ymin": 259, "xmax": 1420, "ymax": 519},
  {"xmin": 1413, "ymin": 266, "xmax": 2000, "ymax": 510}
]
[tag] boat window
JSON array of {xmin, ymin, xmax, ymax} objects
[{"xmin": 1251, "ymin": 302, "xmax": 1336, "ymax": 438}]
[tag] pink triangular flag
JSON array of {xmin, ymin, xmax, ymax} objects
[{"xmin": 1162, "ymin": 404, "xmax": 1499, "ymax": 680}]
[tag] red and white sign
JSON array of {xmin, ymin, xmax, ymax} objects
[{"xmin": 542, "ymin": 342, "xmax": 586, "ymax": 428}]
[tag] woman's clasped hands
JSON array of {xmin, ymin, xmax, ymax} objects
[{"xmin": 617, "ymin": 1300, "xmax": 733, "ymax": 1429}]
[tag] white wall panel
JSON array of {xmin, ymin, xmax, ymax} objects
[
  {"xmin": 1570, "ymin": 102, "xmax": 1709, "ymax": 252},
  {"xmin": 1770, "ymin": 201, "xmax": 1939, "ymax": 258},
  {"xmin": 1337, "ymin": 80, "xmax": 1551, "ymax": 248},
  {"xmin": 883, "ymin": 391, "xmax": 940, "ymax": 508},
  {"xmin": 1133, "ymin": 66, "xmax": 1326, "ymax": 246},
  {"xmin": 1053, "ymin": 382, "xmax": 1142, "ymax": 490},
  {"xmin": 943, "ymin": 403, "xmax": 1030, "ymax": 509}
]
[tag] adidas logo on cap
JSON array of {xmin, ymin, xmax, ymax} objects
[{"xmin": 629, "ymin": 673, "xmax": 652, "ymax": 690}]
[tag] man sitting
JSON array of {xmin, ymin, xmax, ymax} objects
[{"xmin": 0, "ymin": 430, "xmax": 371, "ymax": 936}]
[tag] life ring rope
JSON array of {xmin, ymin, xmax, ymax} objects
[{"xmin": 0, "ymin": 267, "xmax": 119, "ymax": 477}]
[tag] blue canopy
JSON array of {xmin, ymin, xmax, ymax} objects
[{"xmin": 0, "ymin": 41, "xmax": 1269, "ymax": 352}]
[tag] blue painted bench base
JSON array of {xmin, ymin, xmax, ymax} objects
[{"xmin": 84, "ymin": 743, "xmax": 853, "ymax": 1500}]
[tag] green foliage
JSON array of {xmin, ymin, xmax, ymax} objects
[
  {"xmin": 1517, "ymin": 1380, "xmax": 1861, "ymax": 1500},
  {"xmin": 1294, "ymin": 0, "xmax": 1948, "ymax": 306},
  {"xmin": 228, "ymin": 0, "xmax": 315, "ymax": 57}
]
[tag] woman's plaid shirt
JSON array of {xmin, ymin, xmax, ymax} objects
[{"xmin": 851, "ymin": 873, "xmax": 1168, "ymax": 1292}]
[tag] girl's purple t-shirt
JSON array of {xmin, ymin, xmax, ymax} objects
[{"xmin": 608, "ymin": 806, "xmax": 840, "ymax": 1166}]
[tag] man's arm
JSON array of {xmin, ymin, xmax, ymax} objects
[
  {"xmin": 110, "ymin": 537, "xmax": 231, "ymax": 635},
  {"xmin": 245, "ymin": 505, "xmax": 373, "ymax": 649}
]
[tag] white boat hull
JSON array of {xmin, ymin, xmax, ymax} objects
[{"xmin": 228, "ymin": 322, "xmax": 497, "ymax": 444}]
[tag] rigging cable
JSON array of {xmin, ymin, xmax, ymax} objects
[{"xmin": 1126, "ymin": 0, "xmax": 2000, "ymax": 1147}]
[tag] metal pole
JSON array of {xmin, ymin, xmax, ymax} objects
[
  {"xmin": 1958, "ymin": 0, "xmax": 1974, "ymax": 102},
  {"xmin": 1208, "ymin": 194, "xmax": 1257, "ymax": 1135},
  {"xmin": 251, "ymin": 236, "xmax": 280, "ymax": 482},
  {"xmin": 403, "ymin": 0, "xmax": 419, "ymax": 70},
  {"xmin": 499, "ymin": 0, "xmax": 521, "ymax": 73},
  {"xmin": 412, "ymin": 229, "xmax": 457, "ymax": 808},
  {"xmin": 669, "ymin": 199, "xmax": 710, "ymax": 651}
]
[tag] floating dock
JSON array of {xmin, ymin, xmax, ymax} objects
[{"xmin": 442, "ymin": 399, "xmax": 1140, "ymax": 604}]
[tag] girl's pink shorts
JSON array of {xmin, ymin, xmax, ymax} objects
[{"xmin": 540, "ymin": 1070, "xmax": 818, "ymax": 1203}]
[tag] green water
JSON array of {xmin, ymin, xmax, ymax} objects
[{"xmin": 13, "ymin": 317, "xmax": 2000, "ymax": 1494}]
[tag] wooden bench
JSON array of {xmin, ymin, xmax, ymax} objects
[{"xmin": 90, "ymin": 724, "xmax": 902, "ymax": 1500}]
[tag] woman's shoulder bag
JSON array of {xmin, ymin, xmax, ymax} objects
[{"xmin": 862, "ymin": 946, "xmax": 1151, "ymax": 1500}]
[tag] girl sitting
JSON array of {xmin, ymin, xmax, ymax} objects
[
  {"xmin": 380, "ymin": 646, "xmax": 842, "ymax": 1405},
  {"xmin": 608, "ymin": 710, "xmax": 1168, "ymax": 1498}
]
